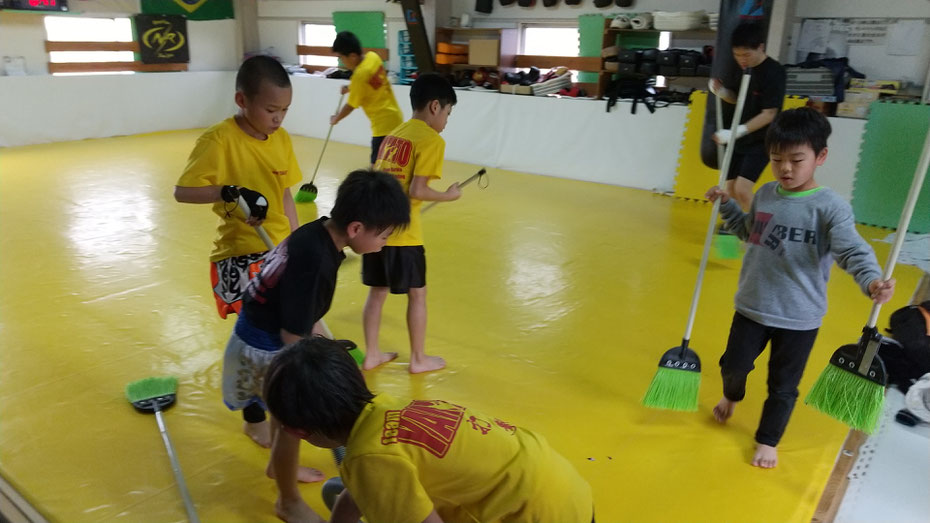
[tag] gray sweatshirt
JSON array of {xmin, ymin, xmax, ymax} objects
[{"xmin": 721, "ymin": 182, "xmax": 882, "ymax": 330}]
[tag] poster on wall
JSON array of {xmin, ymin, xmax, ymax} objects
[
  {"xmin": 134, "ymin": 14, "xmax": 189, "ymax": 64},
  {"xmin": 140, "ymin": 0, "xmax": 234, "ymax": 21}
]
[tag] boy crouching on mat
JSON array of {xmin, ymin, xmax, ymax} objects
[{"xmin": 264, "ymin": 337, "xmax": 594, "ymax": 523}]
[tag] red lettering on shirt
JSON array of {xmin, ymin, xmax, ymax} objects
[
  {"xmin": 272, "ymin": 170, "xmax": 288, "ymax": 176},
  {"xmin": 380, "ymin": 400, "xmax": 465, "ymax": 458},
  {"xmin": 493, "ymin": 418, "xmax": 517, "ymax": 435},
  {"xmin": 368, "ymin": 66, "xmax": 386, "ymax": 90},
  {"xmin": 467, "ymin": 415, "xmax": 491, "ymax": 435},
  {"xmin": 376, "ymin": 136, "xmax": 412, "ymax": 168}
]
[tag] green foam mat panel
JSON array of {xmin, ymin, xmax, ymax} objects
[
  {"xmin": 852, "ymin": 101, "xmax": 930, "ymax": 233},
  {"xmin": 578, "ymin": 14, "xmax": 605, "ymax": 84},
  {"xmin": 333, "ymin": 11, "xmax": 386, "ymax": 49}
]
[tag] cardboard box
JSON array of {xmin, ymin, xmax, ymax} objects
[
  {"xmin": 843, "ymin": 90, "xmax": 880, "ymax": 104},
  {"xmin": 499, "ymin": 84, "xmax": 532, "ymax": 95},
  {"xmin": 468, "ymin": 39, "xmax": 499, "ymax": 66},
  {"xmin": 836, "ymin": 102, "xmax": 871, "ymax": 119},
  {"xmin": 849, "ymin": 78, "xmax": 899, "ymax": 94}
]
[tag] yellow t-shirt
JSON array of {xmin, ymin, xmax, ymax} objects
[
  {"xmin": 348, "ymin": 51, "xmax": 403, "ymax": 137},
  {"xmin": 373, "ymin": 119, "xmax": 444, "ymax": 247},
  {"xmin": 342, "ymin": 394, "xmax": 593, "ymax": 523},
  {"xmin": 176, "ymin": 117, "xmax": 302, "ymax": 262}
]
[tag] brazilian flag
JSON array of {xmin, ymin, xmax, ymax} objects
[{"xmin": 141, "ymin": 0, "xmax": 234, "ymax": 21}]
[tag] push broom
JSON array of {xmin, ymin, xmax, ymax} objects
[
  {"xmin": 804, "ymin": 118, "xmax": 930, "ymax": 433},
  {"xmin": 295, "ymin": 92, "xmax": 346, "ymax": 203},
  {"xmin": 642, "ymin": 70, "xmax": 752, "ymax": 411},
  {"xmin": 712, "ymin": 91, "xmax": 742, "ymax": 260},
  {"xmin": 125, "ymin": 376, "xmax": 200, "ymax": 523}
]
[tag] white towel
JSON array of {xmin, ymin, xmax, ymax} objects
[
  {"xmin": 610, "ymin": 15, "xmax": 631, "ymax": 29},
  {"xmin": 630, "ymin": 13, "xmax": 654, "ymax": 30}
]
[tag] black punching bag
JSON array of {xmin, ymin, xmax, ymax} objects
[{"xmin": 701, "ymin": 0, "xmax": 773, "ymax": 169}]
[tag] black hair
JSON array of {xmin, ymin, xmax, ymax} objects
[
  {"xmin": 330, "ymin": 169, "xmax": 410, "ymax": 232},
  {"xmin": 264, "ymin": 337, "xmax": 374, "ymax": 441},
  {"xmin": 236, "ymin": 55, "xmax": 291, "ymax": 99},
  {"xmin": 765, "ymin": 107, "xmax": 832, "ymax": 155},
  {"xmin": 331, "ymin": 31, "xmax": 363, "ymax": 56},
  {"xmin": 409, "ymin": 73, "xmax": 457, "ymax": 111},
  {"xmin": 731, "ymin": 22, "xmax": 766, "ymax": 49}
]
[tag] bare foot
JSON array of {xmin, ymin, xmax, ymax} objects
[
  {"xmin": 243, "ymin": 420, "xmax": 272, "ymax": 448},
  {"xmin": 265, "ymin": 464, "xmax": 326, "ymax": 483},
  {"xmin": 713, "ymin": 397, "xmax": 737, "ymax": 423},
  {"xmin": 275, "ymin": 495, "xmax": 324, "ymax": 523},
  {"xmin": 363, "ymin": 350, "xmax": 398, "ymax": 370},
  {"xmin": 752, "ymin": 443, "xmax": 778, "ymax": 469},
  {"xmin": 409, "ymin": 355, "xmax": 446, "ymax": 374}
]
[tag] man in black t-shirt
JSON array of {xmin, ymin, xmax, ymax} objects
[
  {"xmin": 710, "ymin": 22, "xmax": 787, "ymax": 211},
  {"xmin": 219, "ymin": 169, "xmax": 410, "ymax": 522}
]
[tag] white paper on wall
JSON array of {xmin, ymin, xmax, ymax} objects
[
  {"xmin": 798, "ymin": 19, "xmax": 831, "ymax": 54},
  {"xmin": 886, "ymin": 19, "xmax": 926, "ymax": 56}
]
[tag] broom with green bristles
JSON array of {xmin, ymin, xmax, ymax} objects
[
  {"xmin": 805, "ymin": 119, "xmax": 930, "ymax": 433},
  {"xmin": 711, "ymin": 92, "xmax": 742, "ymax": 261},
  {"xmin": 295, "ymin": 92, "xmax": 346, "ymax": 203},
  {"xmin": 126, "ymin": 376, "xmax": 200, "ymax": 523},
  {"xmin": 643, "ymin": 70, "xmax": 752, "ymax": 411}
]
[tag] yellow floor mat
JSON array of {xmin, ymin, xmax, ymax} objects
[{"xmin": 0, "ymin": 131, "xmax": 920, "ymax": 523}]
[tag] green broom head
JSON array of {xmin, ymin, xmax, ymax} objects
[
  {"xmin": 126, "ymin": 376, "xmax": 178, "ymax": 413},
  {"xmin": 332, "ymin": 338, "xmax": 364, "ymax": 367},
  {"xmin": 643, "ymin": 342, "xmax": 702, "ymax": 411},
  {"xmin": 295, "ymin": 182, "xmax": 318, "ymax": 203},
  {"xmin": 804, "ymin": 333, "xmax": 888, "ymax": 433}
]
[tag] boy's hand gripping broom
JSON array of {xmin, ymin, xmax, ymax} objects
[
  {"xmin": 296, "ymin": 92, "xmax": 346, "ymax": 203},
  {"xmin": 420, "ymin": 168, "xmax": 487, "ymax": 214},
  {"xmin": 125, "ymin": 377, "xmax": 200, "ymax": 523},
  {"xmin": 642, "ymin": 71, "xmax": 752, "ymax": 411},
  {"xmin": 804, "ymin": 118, "xmax": 930, "ymax": 433}
]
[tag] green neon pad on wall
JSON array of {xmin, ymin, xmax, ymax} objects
[
  {"xmin": 333, "ymin": 11, "xmax": 387, "ymax": 49},
  {"xmin": 851, "ymin": 102, "xmax": 930, "ymax": 233},
  {"xmin": 577, "ymin": 14, "xmax": 605, "ymax": 84}
]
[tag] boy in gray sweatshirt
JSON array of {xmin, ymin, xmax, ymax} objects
[{"xmin": 705, "ymin": 107, "xmax": 896, "ymax": 469}]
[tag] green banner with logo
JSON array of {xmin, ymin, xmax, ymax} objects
[{"xmin": 141, "ymin": 0, "xmax": 234, "ymax": 21}]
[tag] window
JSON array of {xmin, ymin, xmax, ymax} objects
[
  {"xmin": 520, "ymin": 24, "xmax": 580, "ymax": 81},
  {"xmin": 521, "ymin": 25, "xmax": 579, "ymax": 56},
  {"xmin": 300, "ymin": 23, "xmax": 338, "ymax": 67},
  {"xmin": 45, "ymin": 16, "xmax": 134, "ymax": 75}
]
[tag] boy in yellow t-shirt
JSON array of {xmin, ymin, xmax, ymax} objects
[
  {"xmin": 174, "ymin": 55, "xmax": 302, "ymax": 445},
  {"xmin": 264, "ymin": 337, "xmax": 594, "ymax": 523},
  {"xmin": 330, "ymin": 31, "xmax": 404, "ymax": 165},
  {"xmin": 362, "ymin": 73, "xmax": 461, "ymax": 374}
]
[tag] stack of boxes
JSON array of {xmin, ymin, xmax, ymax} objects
[
  {"xmin": 436, "ymin": 42, "xmax": 469, "ymax": 64},
  {"xmin": 836, "ymin": 79, "xmax": 900, "ymax": 119}
]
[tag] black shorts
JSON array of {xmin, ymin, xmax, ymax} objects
[
  {"xmin": 371, "ymin": 136, "xmax": 386, "ymax": 165},
  {"xmin": 362, "ymin": 246, "xmax": 426, "ymax": 294},
  {"xmin": 726, "ymin": 149, "xmax": 769, "ymax": 183}
]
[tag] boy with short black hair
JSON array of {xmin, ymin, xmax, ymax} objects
[
  {"xmin": 220, "ymin": 170, "xmax": 409, "ymax": 519},
  {"xmin": 705, "ymin": 107, "xmax": 895, "ymax": 468},
  {"xmin": 709, "ymin": 21, "xmax": 787, "ymax": 211},
  {"xmin": 361, "ymin": 73, "xmax": 461, "ymax": 374},
  {"xmin": 175, "ymin": 55, "xmax": 301, "ymax": 320},
  {"xmin": 330, "ymin": 31, "xmax": 404, "ymax": 165},
  {"xmin": 264, "ymin": 337, "xmax": 594, "ymax": 523}
]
